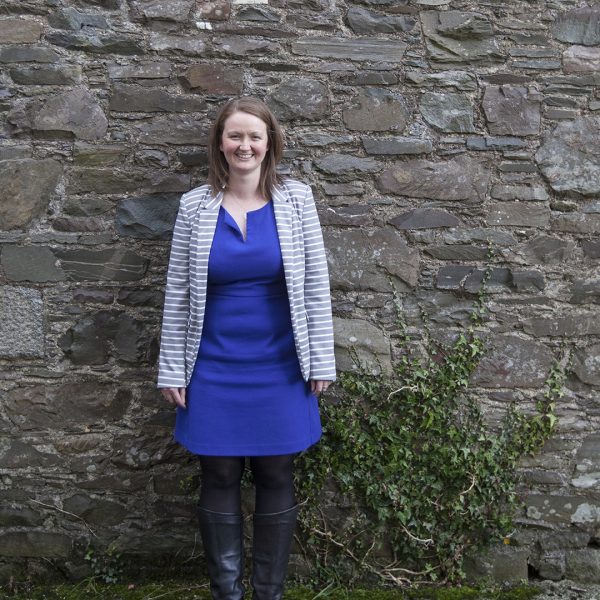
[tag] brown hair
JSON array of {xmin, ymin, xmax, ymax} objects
[{"xmin": 207, "ymin": 96, "xmax": 284, "ymax": 200}]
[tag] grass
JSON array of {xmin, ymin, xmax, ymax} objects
[{"xmin": 0, "ymin": 581, "xmax": 541, "ymax": 600}]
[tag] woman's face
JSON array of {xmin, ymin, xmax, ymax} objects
[{"xmin": 220, "ymin": 111, "xmax": 269, "ymax": 177}]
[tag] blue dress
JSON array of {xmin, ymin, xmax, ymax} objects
[{"xmin": 174, "ymin": 201, "xmax": 322, "ymax": 456}]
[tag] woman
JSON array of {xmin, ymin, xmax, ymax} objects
[{"xmin": 157, "ymin": 96, "xmax": 336, "ymax": 600}]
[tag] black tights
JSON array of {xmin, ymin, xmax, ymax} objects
[{"xmin": 198, "ymin": 454, "xmax": 296, "ymax": 514}]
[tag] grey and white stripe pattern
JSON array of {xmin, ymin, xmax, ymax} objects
[{"xmin": 157, "ymin": 179, "xmax": 336, "ymax": 388}]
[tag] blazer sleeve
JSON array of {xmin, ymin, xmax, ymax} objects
[
  {"xmin": 157, "ymin": 197, "xmax": 191, "ymax": 388},
  {"xmin": 302, "ymin": 185, "xmax": 337, "ymax": 381}
]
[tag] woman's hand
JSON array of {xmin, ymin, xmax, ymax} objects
[
  {"xmin": 161, "ymin": 387, "xmax": 186, "ymax": 409},
  {"xmin": 310, "ymin": 380, "xmax": 332, "ymax": 395}
]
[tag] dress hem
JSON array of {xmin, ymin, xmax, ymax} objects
[{"xmin": 173, "ymin": 432, "xmax": 322, "ymax": 457}]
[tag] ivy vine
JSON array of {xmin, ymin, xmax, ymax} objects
[{"xmin": 295, "ymin": 278, "xmax": 567, "ymax": 586}]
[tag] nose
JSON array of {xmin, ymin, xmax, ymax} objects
[{"xmin": 239, "ymin": 136, "xmax": 251, "ymax": 149}]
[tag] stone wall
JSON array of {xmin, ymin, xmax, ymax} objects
[{"xmin": 0, "ymin": 0, "xmax": 599, "ymax": 585}]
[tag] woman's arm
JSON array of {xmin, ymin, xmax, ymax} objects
[
  {"xmin": 302, "ymin": 185, "xmax": 336, "ymax": 382},
  {"xmin": 157, "ymin": 198, "xmax": 192, "ymax": 390}
]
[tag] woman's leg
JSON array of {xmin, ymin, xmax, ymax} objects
[
  {"xmin": 197, "ymin": 456, "xmax": 246, "ymax": 600},
  {"xmin": 249, "ymin": 454, "xmax": 298, "ymax": 600},
  {"xmin": 199, "ymin": 455, "xmax": 245, "ymax": 513},
  {"xmin": 249, "ymin": 454, "xmax": 296, "ymax": 514}
]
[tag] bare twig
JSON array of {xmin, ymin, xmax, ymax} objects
[
  {"xmin": 30, "ymin": 499, "xmax": 97, "ymax": 537},
  {"xmin": 400, "ymin": 525, "xmax": 433, "ymax": 547}
]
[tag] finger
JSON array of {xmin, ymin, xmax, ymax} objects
[
  {"xmin": 162, "ymin": 389, "xmax": 175, "ymax": 404},
  {"xmin": 179, "ymin": 387, "xmax": 187, "ymax": 409},
  {"xmin": 310, "ymin": 380, "xmax": 317, "ymax": 393}
]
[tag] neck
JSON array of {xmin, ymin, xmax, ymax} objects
[{"xmin": 226, "ymin": 171, "xmax": 262, "ymax": 201}]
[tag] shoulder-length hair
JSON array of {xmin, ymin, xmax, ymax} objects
[{"xmin": 207, "ymin": 96, "xmax": 285, "ymax": 200}]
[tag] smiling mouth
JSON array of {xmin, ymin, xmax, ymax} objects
[{"xmin": 236, "ymin": 153, "xmax": 254, "ymax": 159}]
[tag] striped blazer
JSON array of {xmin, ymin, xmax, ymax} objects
[{"xmin": 157, "ymin": 178, "xmax": 336, "ymax": 388}]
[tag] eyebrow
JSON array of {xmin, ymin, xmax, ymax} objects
[{"xmin": 226, "ymin": 129, "xmax": 264, "ymax": 135}]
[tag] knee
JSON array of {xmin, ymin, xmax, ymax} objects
[
  {"xmin": 201, "ymin": 463, "xmax": 243, "ymax": 489},
  {"xmin": 252, "ymin": 463, "xmax": 293, "ymax": 491}
]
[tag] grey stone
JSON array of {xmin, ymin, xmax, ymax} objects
[
  {"xmin": 435, "ymin": 266, "xmax": 512, "ymax": 293},
  {"xmin": 0, "ymin": 287, "xmax": 44, "ymax": 358},
  {"xmin": 536, "ymin": 117, "xmax": 600, "ymax": 196},
  {"xmin": 1, "ymin": 246, "xmax": 65, "ymax": 282},
  {"xmin": 321, "ymin": 182, "xmax": 365, "ymax": 196},
  {"xmin": 343, "ymin": 88, "xmax": 410, "ymax": 132},
  {"xmin": 420, "ymin": 91, "xmax": 475, "ymax": 133},
  {"xmin": 333, "ymin": 316, "xmax": 392, "ymax": 375},
  {"xmin": 136, "ymin": 116, "xmax": 206, "ymax": 146},
  {"xmin": 63, "ymin": 195, "xmax": 113, "ymax": 217},
  {"xmin": 237, "ymin": 6, "xmax": 280, "ymax": 21},
  {"xmin": 421, "ymin": 11, "xmax": 503, "ymax": 65},
  {"xmin": 314, "ymin": 154, "xmax": 380, "ymax": 175},
  {"xmin": 570, "ymin": 279, "xmax": 600, "ymax": 305},
  {"xmin": 554, "ymin": 8, "xmax": 600, "ymax": 46},
  {"xmin": 55, "ymin": 249, "xmax": 149, "ymax": 281},
  {"xmin": 390, "ymin": 208, "xmax": 460, "ymax": 229},
  {"xmin": 299, "ymin": 133, "xmax": 354, "ymax": 147},
  {"xmin": 472, "ymin": 335, "xmax": 553, "ymax": 388},
  {"xmin": 59, "ymin": 310, "xmax": 156, "ymax": 364},
  {"xmin": 0, "ymin": 532, "xmax": 71, "ymax": 558},
  {"xmin": 136, "ymin": 149, "xmax": 169, "ymax": 168},
  {"xmin": 46, "ymin": 32, "xmax": 144, "ymax": 55},
  {"xmin": 424, "ymin": 245, "xmax": 488, "ymax": 261},
  {"xmin": 5, "ymin": 383, "xmax": 131, "ymax": 430},
  {"xmin": 326, "ymin": 228, "xmax": 419, "ymax": 291},
  {"xmin": 565, "ymin": 549, "xmax": 600, "ymax": 583},
  {"xmin": 338, "ymin": 71, "xmax": 398, "ymax": 86},
  {"xmin": 552, "ymin": 213, "xmax": 600, "ymax": 234},
  {"xmin": 9, "ymin": 65, "xmax": 82, "ymax": 85},
  {"xmin": 362, "ymin": 136, "xmax": 432, "ymax": 155},
  {"xmin": 442, "ymin": 228, "xmax": 517, "ymax": 247},
  {"xmin": 416, "ymin": 291, "xmax": 478, "ymax": 326},
  {"xmin": 583, "ymin": 240, "xmax": 600, "ymax": 259},
  {"xmin": 0, "ymin": 439, "xmax": 59, "ymax": 469},
  {"xmin": 213, "ymin": 36, "xmax": 279, "ymax": 58},
  {"xmin": 346, "ymin": 7, "xmax": 416, "ymax": 34},
  {"xmin": 148, "ymin": 33, "xmax": 206, "ymax": 55},
  {"xmin": 267, "ymin": 79, "xmax": 328, "ymax": 121},
  {"xmin": 68, "ymin": 168, "xmax": 189, "ymax": 194},
  {"xmin": 405, "ymin": 70, "xmax": 478, "ymax": 91},
  {"xmin": 63, "ymin": 494, "xmax": 128, "ymax": 526},
  {"xmin": 0, "ymin": 507, "xmax": 43, "ymax": 528},
  {"xmin": 292, "ymin": 36, "xmax": 407, "ymax": 62},
  {"xmin": 109, "ymin": 84, "xmax": 206, "ymax": 113},
  {"xmin": 320, "ymin": 205, "xmax": 372, "ymax": 227},
  {"xmin": 117, "ymin": 288, "xmax": 163, "ymax": 308},
  {"xmin": 482, "ymin": 86, "xmax": 542, "ymax": 136},
  {"xmin": 525, "ymin": 494, "xmax": 595, "ymax": 525},
  {"xmin": 108, "ymin": 62, "xmax": 172, "ymax": 80},
  {"xmin": 523, "ymin": 315, "xmax": 600, "ymax": 337},
  {"xmin": 0, "ymin": 46, "xmax": 59, "ymax": 63},
  {"xmin": 0, "ymin": 159, "xmax": 62, "ymax": 230},
  {"xmin": 19, "ymin": 87, "xmax": 108, "ymax": 140},
  {"xmin": 490, "ymin": 184, "xmax": 548, "ymax": 201},
  {"xmin": 181, "ymin": 64, "xmax": 243, "ymax": 94},
  {"xmin": 467, "ymin": 137, "xmax": 527, "ymax": 151},
  {"xmin": 132, "ymin": 0, "xmax": 194, "ymax": 22},
  {"xmin": 72, "ymin": 289, "xmax": 113, "ymax": 304},
  {"xmin": 487, "ymin": 204, "xmax": 550, "ymax": 227},
  {"xmin": 116, "ymin": 195, "xmax": 180, "ymax": 239},
  {"xmin": 48, "ymin": 7, "xmax": 109, "ymax": 29},
  {"xmin": 521, "ymin": 236, "xmax": 574, "ymax": 265},
  {"xmin": 0, "ymin": 18, "xmax": 42, "ymax": 43},
  {"xmin": 377, "ymin": 156, "xmax": 490, "ymax": 202},
  {"xmin": 465, "ymin": 546, "xmax": 529, "ymax": 586},
  {"xmin": 563, "ymin": 45, "xmax": 600, "ymax": 74},
  {"xmin": 73, "ymin": 142, "xmax": 128, "ymax": 166},
  {"xmin": 511, "ymin": 269, "xmax": 545, "ymax": 292}
]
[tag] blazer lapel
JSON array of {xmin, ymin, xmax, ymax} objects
[{"xmin": 272, "ymin": 183, "xmax": 295, "ymax": 300}]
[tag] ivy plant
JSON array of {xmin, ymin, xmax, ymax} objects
[{"xmin": 295, "ymin": 279, "xmax": 565, "ymax": 586}]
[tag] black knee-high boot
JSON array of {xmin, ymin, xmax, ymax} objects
[
  {"xmin": 251, "ymin": 504, "xmax": 298, "ymax": 600},
  {"xmin": 197, "ymin": 507, "xmax": 245, "ymax": 600}
]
